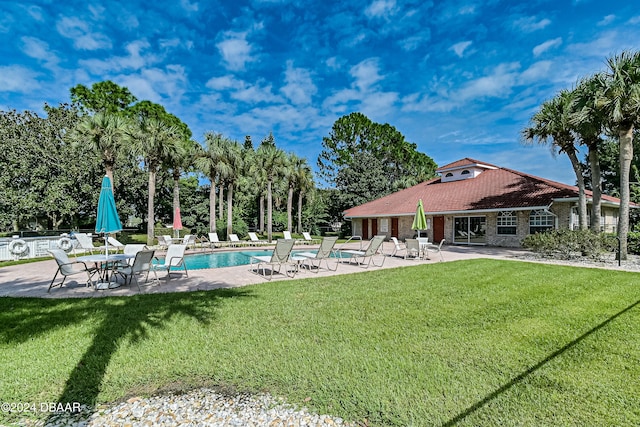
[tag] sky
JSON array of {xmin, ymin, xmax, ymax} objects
[{"xmin": 1, "ymin": 0, "xmax": 639, "ymax": 187}]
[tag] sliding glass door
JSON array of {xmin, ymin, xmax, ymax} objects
[{"xmin": 453, "ymin": 216, "xmax": 486, "ymax": 244}]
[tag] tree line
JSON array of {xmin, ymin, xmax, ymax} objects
[
  {"xmin": 522, "ymin": 50, "xmax": 640, "ymax": 260},
  {"xmin": 0, "ymin": 81, "xmax": 435, "ymax": 243}
]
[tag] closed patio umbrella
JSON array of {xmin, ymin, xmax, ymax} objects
[
  {"xmin": 173, "ymin": 207, "xmax": 183, "ymax": 239},
  {"xmin": 411, "ymin": 199, "xmax": 427, "ymax": 237},
  {"xmin": 95, "ymin": 175, "xmax": 123, "ymax": 258}
]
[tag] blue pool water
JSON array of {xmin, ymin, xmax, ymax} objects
[{"xmin": 178, "ymin": 250, "xmax": 319, "ymax": 270}]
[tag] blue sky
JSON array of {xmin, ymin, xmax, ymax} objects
[{"xmin": 1, "ymin": 0, "xmax": 639, "ymax": 187}]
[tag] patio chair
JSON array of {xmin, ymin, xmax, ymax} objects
[
  {"xmin": 388, "ymin": 237, "xmax": 404, "ymax": 257},
  {"xmin": 156, "ymin": 235, "xmax": 170, "ymax": 250},
  {"xmin": 424, "ymin": 239, "xmax": 446, "ymax": 262},
  {"xmin": 153, "ymin": 244, "xmax": 188, "ymax": 280},
  {"xmin": 228, "ymin": 234, "xmax": 247, "ymax": 247},
  {"xmin": 121, "ymin": 244, "xmax": 147, "ymax": 266},
  {"xmin": 249, "ymin": 239, "xmax": 296, "ymax": 280},
  {"xmin": 114, "ymin": 249, "xmax": 158, "ymax": 291},
  {"xmin": 73, "ymin": 233, "xmax": 97, "ymax": 255},
  {"xmin": 47, "ymin": 249, "xmax": 99, "ymax": 292},
  {"xmin": 294, "ymin": 236, "xmax": 339, "ymax": 273},
  {"xmin": 181, "ymin": 234, "xmax": 197, "ymax": 249},
  {"xmin": 248, "ymin": 232, "xmax": 270, "ymax": 246},
  {"xmin": 404, "ymin": 239, "xmax": 421, "ymax": 260},
  {"xmin": 338, "ymin": 235, "xmax": 386, "ymax": 268},
  {"xmin": 301, "ymin": 232, "xmax": 320, "ymax": 245}
]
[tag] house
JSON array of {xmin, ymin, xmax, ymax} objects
[{"xmin": 343, "ymin": 158, "xmax": 624, "ymax": 247}]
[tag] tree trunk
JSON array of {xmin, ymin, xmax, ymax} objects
[
  {"xmin": 259, "ymin": 195, "xmax": 265, "ymax": 233},
  {"xmin": 226, "ymin": 182, "xmax": 234, "ymax": 237},
  {"xmin": 287, "ymin": 185, "xmax": 293, "ymax": 232},
  {"xmin": 209, "ymin": 178, "xmax": 217, "ymax": 233},
  {"xmin": 218, "ymin": 183, "xmax": 224, "ymax": 219},
  {"xmin": 618, "ymin": 124, "xmax": 633, "ymax": 261},
  {"xmin": 105, "ymin": 163, "xmax": 115, "ymax": 195},
  {"xmin": 588, "ymin": 144, "xmax": 602, "ymax": 232},
  {"xmin": 147, "ymin": 169, "xmax": 156, "ymax": 246},
  {"xmin": 297, "ymin": 191, "xmax": 304, "ymax": 233},
  {"xmin": 267, "ymin": 180, "xmax": 273, "ymax": 242},
  {"xmin": 566, "ymin": 149, "xmax": 588, "ymax": 230}
]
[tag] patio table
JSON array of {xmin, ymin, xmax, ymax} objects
[{"xmin": 77, "ymin": 254, "xmax": 134, "ymax": 289}]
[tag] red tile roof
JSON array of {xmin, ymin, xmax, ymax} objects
[{"xmin": 343, "ymin": 159, "xmax": 622, "ymax": 218}]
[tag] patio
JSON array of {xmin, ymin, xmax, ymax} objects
[{"xmin": 0, "ymin": 242, "xmax": 528, "ymax": 299}]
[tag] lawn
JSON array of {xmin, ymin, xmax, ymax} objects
[{"xmin": 1, "ymin": 259, "xmax": 639, "ymax": 426}]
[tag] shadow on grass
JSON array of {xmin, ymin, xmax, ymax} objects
[
  {"xmin": 443, "ymin": 298, "xmax": 640, "ymax": 426},
  {"xmin": 0, "ymin": 288, "xmax": 254, "ymax": 423}
]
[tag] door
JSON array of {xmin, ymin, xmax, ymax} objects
[
  {"xmin": 391, "ymin": 218, "xmax": 399, "ymax": 238},
  {"xmin": 362, "ymin": 219, "xmax": 369, "ymax": 240},
  {"xmin": 371, "ymin": 219, "xmax": 378, "ymax": 237},
  {"xmin": 433, "ymin": 216, "xmax": 445, "ymax": 242}
]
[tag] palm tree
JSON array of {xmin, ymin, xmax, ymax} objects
[
  {"xmin": 294, "ymin": 157, "xmax": 314, "ymax": 233},
  {"xmin": 597, "ymin": 51, "xmax": 640, "ymax": 260},
  {"xmin": 72, "ymin": 112, "xmax": 131, "ymax": 187},
  {"xmin": 195, "ymin": 132, "xmax": 229, "ymax": 234},
  {"xmin": 523, "ymin": 89, "xmax": 588, "ymax": 230},
  {"xmin": 256, "ymin": 143, "xmax": 286, "ymax": 242},
  {"xmin": 166, "ymin": 139, "xmax": 199, "ymax": 236},
  {"xmin": 220, "ymin": 139, "xmax": 243, "ymax": 237},
  {"xmin": 283, "ymin": 153, "xmax": 298, "ymax": 233},
  {"xmin": 570, "ymin": 75, "xmax": 607, "ymax": 232},
  {"xmin": 132, "ymin": 117, "xmax": 180, "ymax": 245}
]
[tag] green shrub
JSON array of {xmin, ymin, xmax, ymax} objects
[
  {"xmin": 522, "ymin": 229, "xmax": 615, "ymax": 260},
  {"xmin": 627, "ymin": 232, "xmax": 640, "ymax": 255}
]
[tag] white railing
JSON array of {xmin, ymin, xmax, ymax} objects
[{"xmin": 0, "ymin": 236, "xmax": 77, "ymax": 261}]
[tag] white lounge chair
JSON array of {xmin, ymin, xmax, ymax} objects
[
  {"xmin": 153, "ymin": 244, "xmax": 188, "ymax": 279},
  {"xmin": 295, "ymin": 236, "xmax": 339, "ymax": 273},
  {"xmin": 338, "ymin": 235, "xmax": 386, "ymax": 268},
  {"xmin": 249, "ymin": 239, "xmax": 296, "ymax": 280},
  {"xmin": 114, "ymin": 249, "xmax": 158, "ymax": 291},
  {"xmin": 73, "ymin": 233, "xmax": 97, "ymax": 255},
  {"xmin": 248, "ymin": 232, "xmax": 270, "ymax": 246},
  {"xmin": 106, "ymin": 236, "xmax": 125, "ymax": 248},
  {"xmin": 181, "ymin": 234, "xmax": 196, "ymax": 249},
  {"xmin": 301, "ymin": 232, "xmax": 319, "ymax": 245},
  {"xmin": 228, "ymin": 234, "xmax": 247, "ymax": 247},
  {"xmin": 47, "ymin": 249, "xmax": 99, "ymax": 292},
  {"xmin": 283, "ymin": 231, "xmax": 293, "ymax": 240},
  {"xmin": 424, "ymin": 239, "xmax": 446, "ymax": 262}
]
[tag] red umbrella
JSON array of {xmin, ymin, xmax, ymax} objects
[{"xmin": 173, "ymin": 207, "xmax": 183, "ymax": 239}]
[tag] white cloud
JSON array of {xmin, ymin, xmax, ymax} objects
[
  {"xmin": 365, "ymin": 0, "xmax": 397, "ymax": 19},
  {"xmin": 513, "ymin": 16, "xmax": 551, "ymax": 33},
  {"xmin": 20, "ymin": 36, "xmax": 60, "ymax": 68},
  {"xmin": 0, "ymin": 65, "xmax": 40, "ymax": 92},
  {"xmin": 629, "ymin": 16, "xmax": 640, "ymax": 25},
  {"xmin": 181, "ymin": 0, "xmax": 199, "ymax": 12},
  {"xmin": 350, "ymin": 58, "xmax": 384, "ymax": 91},
  {"xmin": 79, "ymin": 40, "xmax": 158, "ymax": 74},
  {"xmin": 280, "ymin": 62, "xmax": 317, "ymax": 105},
  {"xmin": 216, "ymin": 31, "xmax": 256, "ymax": 71},
  {"xmin": 533, "ymin": 37, "xmax": 562, "ymax": 56},
  {"xmin": 205, "ymin": 74, "xmax": 281, "ymax": 104},
  {"xmin": 519, "ymin": 61, "xmax": 553, "ymax": 84},
  {"xmin": 56, "ymin": 16, "xmax": 112, "ymax": 50},
  {"xmin": 451, "ymin": 41, "xmax": 472, "ymax": 58},
  {"xmin": 597, "ymin": 14, "xmax": 615, "ymax": 26},
  {"xmin": 118, "ymin": 64, "xmax": 188, "ymax": 103}
]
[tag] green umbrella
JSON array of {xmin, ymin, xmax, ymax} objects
[{"xmin": 411, "ymin": 199, "xmax": 427, "ymax": 237}]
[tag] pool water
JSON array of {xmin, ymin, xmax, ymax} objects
[{"xmin": 178, "ymin": 250, "xmax": 319, "ymax": 270}]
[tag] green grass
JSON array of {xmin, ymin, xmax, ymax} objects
[{"xmin": 1, "ymin": 259, "xmax": 639, "ymax": 426}]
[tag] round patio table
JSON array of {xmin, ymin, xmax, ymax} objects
[{"xmin": 77, "ymin": 253, "xmax": 134, "ymax": 289}]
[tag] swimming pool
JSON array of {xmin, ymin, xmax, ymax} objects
[{"xmin": 179, "ymin": 250, "xmax": 319, "ymax": 270}]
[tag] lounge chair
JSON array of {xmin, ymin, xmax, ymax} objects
[
  {"xmin": 294, "ymin": 236, "xmax": 339, "ymax": 273},
  {"xmin": 156, "ymin": 235, "xmax": 171, "ymax": 250},
  {"xmin": 114, "ymin": 249, "xmax": 158, "ymax": 291},
  {"xmin": 283, "ymin": 231, "xmax": 293, "ymax": 240},
  {"xmin": 249, "ymin": 239, "xmax": 296, "ymax": 280},
  {"xmin": 301, "ymin": 232, "xmax": 320, "ymax": 245},
  {"xmin": 424, "ymin": 239, "xmax": 446, "ymax": 262},
  {"xmin": 153, "ymin": 244, "xmax": 188, "ymax": 279},
  {"xmin": 181, "ymin": 234, "xmax": 196, "ymax": 249},
  {"xmin": 47, "ymin": 249, "xmax": 99, "ymax": 292},
  {"xmin": 73, "ymin": 233, "xmax": 97, "ymax": 255},
  {"xmin": 228, "ymin": 234, "xmax": 246, "ymax": 247},
  {"xmin": 338, "ymin": 235, "xmax": 386, "ymax": 268},
  {"xmin": 248, "ymin": 232, "xmax": 270, "ymax": 246},
  {"xmin": 388, "ymin": 237, "xmax": 404, "ymax": 257},
  {"xmin": 404, "ymin": 239, "xmax": 422, "ymax": 260},
  {"xmin": 106, "ymin": 236, "xmax": 125, "ymax": 248}
]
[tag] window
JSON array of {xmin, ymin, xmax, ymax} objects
[
  {"xmin": 461, "ymin": 169, "xmax": 470, "ymax": 175},
  {"xmin": 497, "ymin": 211, "xmax": 517, "ymax": 235},
  {"xmin": 529, "ymin": 209, "xmax": 555, "ymax": 234},
  {"xmin": 445, "ymin": 172, "xmax": 453, "ymax": 177}
]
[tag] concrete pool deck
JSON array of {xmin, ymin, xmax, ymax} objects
[{"xmin": 0, "ymin": 241, "xmax": 620, "ymax": 299}]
